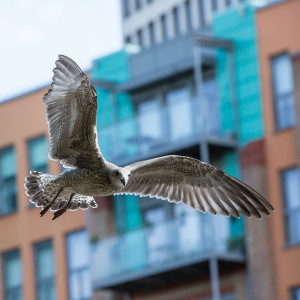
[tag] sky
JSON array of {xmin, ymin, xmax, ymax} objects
[{"xmin": 0, "ymin": 0, "xmax": 123, "ymax": 102}]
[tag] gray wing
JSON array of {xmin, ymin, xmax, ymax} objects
[
  {"xmin": 119, "ymin": 155, "xmax": 274, "ymax": 218},
  {"xmin": 43, "ymin": 55, "xmax": 102, "ymax": 168}
]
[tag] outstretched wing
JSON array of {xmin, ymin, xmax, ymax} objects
[
  {"xmin": 120, "ymin": 155, "xmax": 274, "ymax": 218},
  {"xmin": 43, "ymin": 55, "xmax": 103, "ymax": 168}
]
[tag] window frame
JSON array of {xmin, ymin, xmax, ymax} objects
[
  {"xmin": 66, "ymin": 229, "xmax": 92, "ymax": 300},
  {"xmin": 34, "ymin": 239, "xmax": 56, "ymax": 300},
  {"xmin": 185, "ymin": 0, "xmax": 192, "ymax": 32},
  {"xmin": 160, "ymin": 14, "xmax": 168, "ymax": 42},
  {"xmin": 271, "ymin": 53, "xmax": 296, "ymax": 131},
  {"xmin": 172, "ymin": 6, "xmax": 180, "ymax": 36},
  {"xmin": 137, "ymin": 28, "xmax": 144, "ymax": 48},
  {"xmin": 280, "ymin": 167, "xmax": 300, "ymax": 246},
  {"xmin": 148, "ymin": 21, "xmax": 156, "ymax": 46},
  {"xmin": 0, "ymin": 146, "xmax": 17, "ymax": 216},
  {"xmin": 27, "ymin": 135, "xmax": 48, "ymax": 174},
  {"xmin": 123, "ymin": 0, "xmax": 130, "ymax": 18},
  {"xmin": 2, "ymin": 249, "xmax": 23, "ymax": 300},
  {"xmin": 291, "ymin": 286, "xmax": 300, "ymax": 300}
]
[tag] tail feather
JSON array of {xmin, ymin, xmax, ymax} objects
[{"xmin": 24, "ymin": 171, "xmax": 98, "ymax": 218}]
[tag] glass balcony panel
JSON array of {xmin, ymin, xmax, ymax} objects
[
  {"xmin": 92, "ymin": 213, "xmax": 244, "ymax": 284},
  {"xmin": 167, "ymin": 88, "xmax": 194, "ymax": 142},
  {"xmin": 137, "ymin": 99, "xmax": 165, "ymax": 153},
  {"xmin": 116, "ymin": 117, "xmax": 139, "ymax": 160}
]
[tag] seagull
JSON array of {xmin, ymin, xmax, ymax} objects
[{"xmin": 24, "ymin": 55, "xmax": 274, "ymax": 220}]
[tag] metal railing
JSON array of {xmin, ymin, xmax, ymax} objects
[
  {"xmin": 98, "ymin": 95, "xmax": 236, "ymax": 163},
  {"xmin": 91, "ymin": 212, "xmax": 244, "ymax": 286}
]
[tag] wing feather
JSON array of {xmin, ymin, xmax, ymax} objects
[
  {"xmin": 43, "ymin": 55, "xmax": 102, "ymax": 168},
  {"xmin": 118, "ymin": 155, "xmax": 273, "ymax": 218}
]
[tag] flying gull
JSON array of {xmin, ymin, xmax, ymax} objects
[{"xmin": 24, "ymin": 55, "xmax": 274, "ymax": 220}]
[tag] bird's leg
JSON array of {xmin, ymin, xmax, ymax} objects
[
  {"xmin": 52, "ymin": 193, "xmax": 75, "ymax": 220},
  {"xmin": 40, "ymin": 187, "xmax": 63, "ymax": 217}
]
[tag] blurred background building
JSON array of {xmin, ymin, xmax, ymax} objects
[{"xmin": 0, "ymin": 0, "xmax": 299, "ymax": 300}]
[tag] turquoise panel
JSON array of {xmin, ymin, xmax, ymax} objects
[
  {"xmin": 213, "ymin": 4, "xmax": 264, "ymax": 146},
  {"xmin": 91, "ymin": 50, "xmax": 142, "ymax": 236}
]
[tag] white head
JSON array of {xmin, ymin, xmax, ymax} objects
[{"xmin": 110, "ymin": 168, "xmax": 130, "ymax": 188}]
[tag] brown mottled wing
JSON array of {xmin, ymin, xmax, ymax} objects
[
  {"xmin": 120, "ymin": 155, "xmax": 274, "ymax": 218},
  {"xmin": 43, "ymin": 55, "xmax": 102, "ymax": 168}
]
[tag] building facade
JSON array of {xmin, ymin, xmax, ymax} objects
[
  {"xmin": 88, "ymin": 1, "xmax": 280, "ymax": 300},
  {"xmin": 257, "ymin": 1, "xmax": 300, "ymax": 299},
  {"xmin": 0, "ymin": 89, "xmax": 92, "ymax": 300}
]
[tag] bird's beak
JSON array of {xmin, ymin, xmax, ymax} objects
[{"xmin": 120, "ymin": 178, "xmax": 126, "ymax": 186}]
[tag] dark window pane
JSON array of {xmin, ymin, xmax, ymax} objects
[
  {"xmin": 66, "ymin": 230, "xmax": 92, "ymax": 300},
  {"xmin": 212, "ymin": 0, "xmax": 218, "ymax": 11},
  {"xmin": 34, "ymin": 240, "xmax": 56, "ymax": 300},
  {"xmin": 149, "ymin": 22, "xmax": 156, "ymax": 45},
  {"xmin": 292, "ymin": 287, "xmax": 300, "ymax": 300},
  {"xmin": 185, "ymin": 0, "xmax": 192, "ymax": 31},
  {"xmin": 198, "ymin": 0, "xmax": 205, "ymax": 26},
  {"xmin": 125, "ymin": 36, "xmax": 132, "ymax": 44},
  {"xmin": 281, "ymin": 168, "xmax": 300, "ymax": 244},
  {"xmin": 137, "ymin": 29, "xmax": 144, "ymax": 48},
  {"xmin": 0, "ymin": 147, "xmax": 17, "ymax": 216},
  {"xmin": 161, "ymin": 15, "xmax": 168, "ymax": 41},
  {"xmin": 123, "ymin": 0, "xmax": 130, "ymax": 17},
  {"xmin": 135, "ymin": 0, "xmax": 141, "ymax": 10},
  {"xmin": 28, "ymin": 136, "xmax": 48, "ymax": 173},
  {"xmin": 271, "ymin": 53, "xmax": 295, "ymax": 129},
  {"xmin": 172, "ymin": 7, "xmax": 180, "ymax": 36},
  {"xmin": 2, "ymin": 249, "xmax": 23, "ymax": 300}
]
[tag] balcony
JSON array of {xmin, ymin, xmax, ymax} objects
[
  {"xmin": 91, "ymin": 212, "xmax": 245, "ymax": 293},
  {"xmin": 121, "ymin": 31, "xmax": 213, "ymax": 92},
  {"xmin": 98, "ymin": 91, "xmax": 237, "ymax": 165}
]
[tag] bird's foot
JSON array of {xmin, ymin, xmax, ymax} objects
[
  {"xmin": 52, "ymin": 207, "xmax": 68, "ymax": 220},
  {"xmin": 52, "ymin": 193, "xmax": 75, "ymax": 220},
  {"xmin": 40, "ymin": 187, "xmax": 63, "ymax": 218}
]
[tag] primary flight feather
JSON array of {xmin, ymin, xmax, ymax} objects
[{"xmin": 24, "ymin": 55, "xmax": 274, "ymax": 220}]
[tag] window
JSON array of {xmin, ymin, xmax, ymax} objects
[
  {"xmin": 125, "ymin": 36, "xmax": 132, "ymax": 44},
  {"xmin": 2, "ymin": 249, "xmax": 23, "ymax": 300},
  {"xmin": 281, "ymin": 168, "xmax": 300, "ymax": 245},
  {"xmin": 123, "ymin": 0, "xmax": 130, "ymax": 17},
  {"xmin": 34, "ymin": 240, "xmax": 56, "ymax": 300},
  {"xmin": 148, "ymin": 22, "xmax": 156, "ymax": 46},
  {"xmin": 137, "ymin": 29, "xmax": 144, "ymax": 48},
  {"xmin": 172, "ymin": 7, "xmax": 180, "ymax": 36},
  {"xmin": 185, "ymin": 0, "xmax": 192, "ymax": 32},
  {"xmin": 160, "ymin": 14, "xmax": 168, "ymax": 41},
  {"xmin": 225, "ymin": 0, "xmax": 231, "ymax": 6},
  {"xmin": 66, "ymin": 230, "xmax": 92, "ymax": 300},
  {"xmin": 0, "ymin": 147, "xmax": 17, "ymax": 216},
  {"xmin": 198, "ymin": 0, "xmax": 206, "ymax": 26},
  {"xmin": 271, "ymin": 53, "xmax": 295, "ymax": 129},
  {"xmin": 292, "ymin": 287, "xmax": 300, "ymax": 300},
  {"xmin": 135, "ymin": 0, "xmax": 141, "ymax": 10},
  {"xmin": 212, "ymin": 0, "xmax": 218, "ymax": 11},
  {"xmin": 28, "ymin": 136, "xmax": 48, "ymax": 173}
]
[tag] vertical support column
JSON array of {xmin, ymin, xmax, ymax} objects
[
  {"xmin": 228, "ymin": 49, "xmax": 239, "ymax": 142},
  {"xmin": 193, "ymin": 43, "xmax": 210, "ymax": 164},
  {"xmin": 209, "ymin": 256, "xmax": 221, "ymax": 300}
]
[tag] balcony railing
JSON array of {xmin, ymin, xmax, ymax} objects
[
  {"xmin": 91, "ymin": 212, "xmax": 244, "ymax": 289},
  {"xmin": 98, "ymin": 95, "xmax": 236, "ymax": 163}
]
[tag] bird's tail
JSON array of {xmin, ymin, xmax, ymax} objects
[
  {"xmin": 24, "ymin": 171, "xmax": 98, "ymax": 216},
  {"xmin": 24, "ymin": 171, "xmax": 60, "ymax": 207}
]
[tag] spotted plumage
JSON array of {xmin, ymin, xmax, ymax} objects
[{"xmin": 24, "ymin": 55, "xmax": 274, "ymax": 220}]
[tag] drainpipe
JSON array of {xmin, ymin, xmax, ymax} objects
[{"xmin": 209, "ymin": 256, "xmax": 221, "ymax": 300}]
